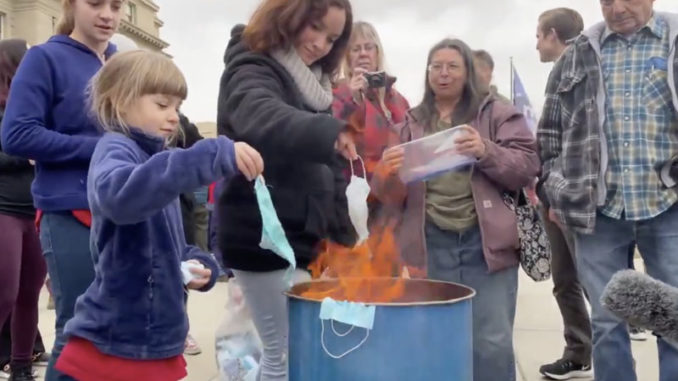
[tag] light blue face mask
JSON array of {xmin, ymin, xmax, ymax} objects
[
  {"xmin": 318, "ymin": 297, "xmax": 376, "ymax": 359},
  {"xmin": 319, "ymin": 297, "xmax": 376, "ymax": 330},
  {"xmin": 254, "ymin": 176, "xmax": 296, "ymax": 286}
]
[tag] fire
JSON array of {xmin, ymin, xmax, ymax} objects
[{"xmin": 302, "ymin": 222, "xmax": 421, "ymax": 303}]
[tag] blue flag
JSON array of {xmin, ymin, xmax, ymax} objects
[{"xmin": 512, "ymin": 66, "xmax": 538, "ymax": 134}]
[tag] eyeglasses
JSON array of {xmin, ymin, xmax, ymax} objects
[
  {"xmin": 428, "ymin": 62, "xmax": 461, "ymax": 74},
  {"xmin": 350, "ymin": 43, "xmax": 377, "ymax": 54}
]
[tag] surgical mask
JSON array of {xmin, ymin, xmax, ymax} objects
[
  {"xmin": 345, "ymin": 156, "xmax": 370, "ymax": 245},
  {"xmin": 319, "ymin": 297, "xmax": 376, "ymax": 330},
  {"xmin": 319, "ymin": 297, "xmax": 376, "ymax": 359},
  {"xmin": 254, "ymin": 176, "xmax": 296, "ymax": 285}
]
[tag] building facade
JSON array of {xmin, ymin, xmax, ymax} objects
[{"xmin": 0, "ymin": 0, "xmax": 168, "ymax": 51}]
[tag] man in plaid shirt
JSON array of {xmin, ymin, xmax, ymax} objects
[{"xmin": 537, "ymin": 1, "xmax": 678, "ymax": 380}]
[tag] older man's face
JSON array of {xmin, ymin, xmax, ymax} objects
[{"xmin": 601, "ymin": 0, "xmax": 655, "ymax": 36}]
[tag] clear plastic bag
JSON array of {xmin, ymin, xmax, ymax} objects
[
  {"xmin": 396, "ymin": 125, "xmax": 476, "ymax": 183},
  {"xmin": 215, "ymin": 280, "xmax": 262, "ymax": 381}
]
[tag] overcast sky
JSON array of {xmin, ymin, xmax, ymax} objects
[{"xmin": 157, "ymin": 0, "xmax": 678, "ymax": 123}]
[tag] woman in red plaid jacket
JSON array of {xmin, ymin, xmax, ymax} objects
[{"xmin": 332, "ymin": 21, "xmax": 410, "ymax": 228}]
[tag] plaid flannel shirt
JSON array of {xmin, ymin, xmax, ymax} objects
[
  {"xmin": 537, "ymin": 12, "xmax": 678, "ymax": 234},
  {"xmin": 332, "ymin": 81, "xmax": 410, "ymax": 180},
  {"xmin": 600, "ymin": 16, "xmax": 678, "ymax": 220}
]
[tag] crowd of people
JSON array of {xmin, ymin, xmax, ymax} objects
[{"xmin": 0, "ymin": 0, "xmax": 676, "ymax": 380}]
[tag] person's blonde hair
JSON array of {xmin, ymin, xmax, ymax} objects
[
  {"xmin": 90, "ymin": 50, "xmax": 187, "ymax": 140},
  {"xmin": 56, "ymin": 0, "xmax": 75, "ymax": 35},
  {"xmin": 341, "ymin": 21, "xmax": 385, "ymax": 78},
  {"xmin": 340, "ymin": 21, "xmax": 391, "ymax": 121}
]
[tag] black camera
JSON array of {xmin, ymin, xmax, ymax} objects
[{"xmin": 364, "ymin": 71, "xmax": 386, "ymax": 89}]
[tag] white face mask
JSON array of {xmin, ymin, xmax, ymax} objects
[{"xmin": 345, "ymin": 156, "xmax": 371, "ymax": 245}]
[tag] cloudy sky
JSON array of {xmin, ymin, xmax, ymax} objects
[{"xmin": 157, "ymin": 0, "xmax": 678, "ymax": 123}]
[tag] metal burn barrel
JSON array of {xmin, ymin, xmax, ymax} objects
[{"xmin": 286, "ymin": 278, "xmax": 475, "ymax": 381}]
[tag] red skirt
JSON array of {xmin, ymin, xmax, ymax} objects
[{"xmin": 56, "ymin": 337, "xmax": 187, "ymax": 381}]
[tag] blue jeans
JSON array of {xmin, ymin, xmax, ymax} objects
[
  {"xmin": 425, "ymin": 222, "xmax": 518, "ymax": 381},
  {"xmin": 39, "ymin": 213, "xmax": 94, "ymax": 381},
  {"xmin": 575, "ymin": 205, "xmax": 678, "ymax": 381}
]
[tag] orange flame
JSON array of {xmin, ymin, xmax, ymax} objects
[{"xmin": 302, "ymin": 222, "xmax": 421, "ymax": 303}]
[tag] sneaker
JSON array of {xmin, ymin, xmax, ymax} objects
[
  {"xmin": 539, "ymin": 358, "xmax": 592, "ymax": 380},
  {"xmin": 629, "ymin": 326, "xmax": 648, "ymax": 341},
  {"xmin": 31, "ymin": 352, "xmax": 49, "ymax": 367},
  {"xmin": 0, "ymin": 363, "xmax": 9, "ymax": 380},
  {"xmin": 184, "ymin": 334, "xmax": 202, "ymax": 355},
  {"xmin": 0, "ymin": 364, "xmax": 37, "ymax": 381},
  {"xmin": 9, "ymin": 367, "xmax": 35, "ymax": 381},
  {"xmin": 7, "ymin": 364, "xmax": 35, "ymax": 381}
]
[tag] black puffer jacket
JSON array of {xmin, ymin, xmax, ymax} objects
[
  {"xmin": 216, "ymin": 25, "xmax": 356, "ymax": 272},
  {"xmin": 0, "ymin": 110, "xmax": 35, "ymax": 217},
  {"xmin": 177, "ymin": 113, "xmax": 203, "ymax": 245}
]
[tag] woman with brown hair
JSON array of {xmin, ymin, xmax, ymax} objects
[
  {"xmin": 373, "ymin": 38, "xmax": 540, "ymax": 381},
  {"xmin": 216, "ymin": 0, "xmax": 357, "ymax": 379},
  {"xmin": 0, "ymin": 38, "xmax": 47, "ymax": 381}
]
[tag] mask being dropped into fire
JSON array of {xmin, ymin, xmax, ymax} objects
[
  {"xmin": 254, "ymin": 176, "xmax": 296, "ymax": 285},
  {"xmin": 345, "ymin": 156, "xmax": 370, "ymax": 246}
]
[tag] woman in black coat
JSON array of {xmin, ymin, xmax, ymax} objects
[{"xmin": 216, "ymin": 0, "xmax": 357, "ymax": 379}]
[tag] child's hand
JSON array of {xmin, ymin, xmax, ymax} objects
[
  {"xmin": 234, "ymin": 142, "xmax": 264, "ymax": 181},
  {"xmin": 186, "ymin": 260, "xmax": 212, "ymax": 290}
]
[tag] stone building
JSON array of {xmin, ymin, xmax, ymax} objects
[{"xmin": 0, "ymin": 0, "xmax": 168, "ymax": 51}]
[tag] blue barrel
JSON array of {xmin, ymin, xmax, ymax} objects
[{"xmin": 287, "ymin": 278, "xmax": 475, "ymax": 381}]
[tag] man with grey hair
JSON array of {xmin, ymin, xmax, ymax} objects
[{"xmin": 538, "ymin": 1, "xmax": 678, "ymax": 380}]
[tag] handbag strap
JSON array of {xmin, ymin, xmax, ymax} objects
[{"xmin": 485, "ymin": 99, "xmax": 528, "ymax": 208}]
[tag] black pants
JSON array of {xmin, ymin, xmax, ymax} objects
[{"xmin": 540, "ymin": 206, "xmax": 592, "ymax": 365}]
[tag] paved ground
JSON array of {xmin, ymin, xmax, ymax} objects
[{"xmin": 32, "ymin": 261, "xmax": 658, "ymax": 380}]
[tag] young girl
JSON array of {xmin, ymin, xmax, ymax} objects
[
  {"xmin": 53, "ymin": 50, "xmax": 263, "ymax": 381},
  {"xmin": 0, "ymin": 39, "xmax": 47, "ymax": 381},
  {"xmin": 217, "ymin": 0, "xmax": 357, "ymax": 379},
  {"xmin": 0, "ymin": 2, "xmax": 122, "ymax": 379}
]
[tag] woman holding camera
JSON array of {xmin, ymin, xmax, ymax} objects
[{"xmin": 332, "ymin": 21, "xmax": 409, "ymax": 226}]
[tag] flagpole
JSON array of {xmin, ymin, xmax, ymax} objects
[{"xmin": 510, "ymin": 57, "xmax": 515, "ymax": 105}]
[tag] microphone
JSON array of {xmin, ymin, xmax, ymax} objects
[
  {"xmin": 657, "ymin": 155, "xmax": 678, "ymax": 189},
  {"xmin": 601, "ymin": 270, "xmax": 678, "ymax": 342}
]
